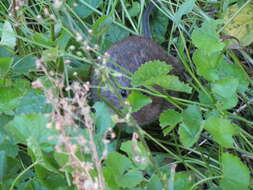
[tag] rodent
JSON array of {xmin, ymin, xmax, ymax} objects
[{"xmin": 91, "ymin": 1, "xmax": 183, "ymax": 126}]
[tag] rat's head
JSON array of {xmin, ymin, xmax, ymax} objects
[
  {"xmin": 91, "ymin": 63, "xmax": 169, "ymax": 126},
  {"xmin": 91, "ymin": 59, "xmax": 132, "ymax": 112}
]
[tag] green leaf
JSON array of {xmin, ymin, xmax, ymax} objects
[
  {"xmin": 0, "ymin": 133, "xmax": 18, "ymax": 158},
  {"xmin": 151, "ymin": 75, "xmax": 192, "ymax": 93},
  {"xmin": 150, "ymin": 8, "xmax": 169, "ymax": 43},
  {"xmin": 105, "ymin": 152, "xmax": 133, "ymax": 175},
  {"xmin": 178, "ymin": 105, "xmax": 203, "ymax": 147},
  {"xmin": 72, "ymin": 0, "xmax": 100, "ymax": 18},
  {"xmin": 103, "ymin": 24, "xmax": 129, "ymax": 48},
  {"xmin": 131, "ymin": 61, "xmax": 173, "ymax": 87},
  {"xmin": 215, "ymin": 62, "xmax": 249, "ymax": 93},
  {"xmin": 147, "ymin": 174, "xmax": 163, "ymax": 190},
  {"xmin": 212, "ymin": 78, "xmax": 239, "ymax": 98},
  {"xmin": 15, "ymin": 89, "xmax": 52, "ymax": 115},
  {"xmin": 192, "ymin": 50, "xmax": 223, "ymax": 81},
  {"xmin": 0, "ymin": 151, "xmax": 7, "ymax": 182},
  {"xmin": 192, "ymin": 19, "xmax": 225, "ymax": 54},
  {"xmin": 33, "ymin": 32, "xmax": 54, "ymax": 47},
  {"xmin": 0, "ymin": 57, "xmax": 12, "ymax": 78},
  {"xmin": 93, "ymin": 102, "xmax": 116, "ymax": 136},
  {"xmin": 92, "ymin": 16, "xmax": 113, "ymax": 36},
  {"xmin": 0, "ymin": 21, "xmax": 16, "ymax": 49},
  {"xmin": 203, "ymin": 117, "xmax": 238, "ymax": 148},
  {"xmin": 215, "ymin": 93, "xmax": 238, "ymax": 110},
  {"xmin": 127, "ymin": 91, "xmax": 152, "ymax": 112},
  {"xmin": 104, "ymin": 152, "xmax": 144, "ymax": 188},
  {"xmin": 13, "ymin": 56, "xmax": 36, "ymax": 75},
  {"xmin": 117, "ymin": 170, "xmax": 143, "ymax": 188},
  {"xmin": 0, "ymin": 45, "xmax": 14, "ymax": 57},
  {"xmin": 159, "ymin": 109, "xmax": 182, "ymax": 128},
  {"xmin": 5, "ymin": 113, "xmax": 56, "ymax": 151},
  {"xmin": 174, "ymin": 0, "xmax": 196, "ymax": 25},
  {"xmin": 56, "ymin": 30, "xmax": 72, "ymax": 51},
  {"xmin": 220, "ymin": 153, "xmax": 250, "ymax": 190},
  {"xmin": 174, "ymin": 172, "xmax": 194, "ymax": 190},
  {"xmin": 0, "ymin": 87, "xmax": 25, "ymax": 114},
  {"xmin": 128, "ymin": 2, "xmax": 140, "ymax": 17},
  {"xmin": 120, "ymin": 141, "xmax": 149, "ymax": 170}
]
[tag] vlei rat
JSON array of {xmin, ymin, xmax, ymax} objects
[{"xmin": 91, "ymin": 1, "xmax": 183, "ymax": 126}]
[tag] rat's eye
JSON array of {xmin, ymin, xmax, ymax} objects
[{"xmin": 120, "ymin": 89, "xmax": 128, "ymax": 98}]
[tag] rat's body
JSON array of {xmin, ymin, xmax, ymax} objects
[{"xmin": 91, "ymin": 2, "xmax": 182, "ymax": 125}]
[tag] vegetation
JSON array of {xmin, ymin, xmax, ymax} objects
[{"xmin": 0, "ymin": 0, "xmax": 252, "ymax": 189}]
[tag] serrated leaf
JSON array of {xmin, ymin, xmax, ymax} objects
[
  {"xmin": 159, "ymin": 109, "xmax": 182, "ymax": 128},
  {"xmin": 178, "ymin": 105, "xmax": 203, "ymax": 148},
  {"xmin": 212, "ymin": 78, "xmax": 239, "ymax": 98},
  {"xmin": 224, "ymin": 3, "xmax": 253, "ymax": 46},
  {"xmin": 220, "ymin": 153, "xmax": 250, "ymax": 190},
  {"xmin": 203, "ymin": 117, "xmax": 238, "ymax": 148},
  {"xmin": 151, "ymin": 75, "xmax": 192, "ymax": 93},
  {"xmin": 127, "ymin": 91, "xmax": 152, "ymax": 112},
  {"xmin": 174, "ymin": 0, "xmax": 196, "ymax": 25},
  {"xmin": 131, "ymin": 61, "xmax": 173, "ymax": 87},
  {"xmin": 0, "ymin": 21, "xmax": 16, "ymax": 49},
  {"xmin": 93, "ymin": 102, "xmax": 116, "ymax": 137},
  {"xmin": 0, "ymin": 57, "xmax": 12, "ymax": 78},
  {"xmin": 192, "ymin": 19, "xmax": 225, "ymax": 53}
]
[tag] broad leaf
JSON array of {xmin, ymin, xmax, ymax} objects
[
  {"xmin": 151, "ymin": 75, "xmax": 192, "ymax": 93},
  {"xmin": 131, "ymin": 61, "xmax": 173, "ymax": 87},
  {"xmin": 0, "ymin": 57, "xmax": 12, "ymax": 78},
  {"xmin": 220, "ymin": 153, "xmax": 250, "ymax": 190},
  {"xmin": 212, "ymin": 78, "xmax": 239, "ymax": 98},
  {"xmin": 0, "ymin": 21, "xmax": 16, "ymax": 49},
  {"xmin": 178, "ymin": 105, "xmax": 203, "ymax": 147},
  {"xmin": 203, "ymin": 117, "xmax": 238, "ymax": 148},
  {"xmin": 93, "ymin": 102, "xmax": 116, "ymax": 136},
  {"xmin": 72, "ymin": 0, "xmax": 100, "ymax": 18},
  {"xmin": 224, "ymin": 3, "xmax": 253, "ymax": 46},
  {"xmin": 192, "ymin": 19, "xmax": 225, "ymax": 54},
  {"xmin": 5, "ymin": 113, "xmax": 56, "ymax": 151},
  {"xmin": 0, "ymin": 87, "xmax": 25, "ymax": 113},
  {"xmin": 15, "ymin": 89, "xmax": 52, "ymax": 115},
  {"xmin": 174, "ymin": 172, "xmax": 194, "ymax": 190},
  {"xmin": 127, "ymin": 91, "xmax": 152, "ymax": 112},
  {"xmin": 159, "ymin": 109, "xmax": 182, "ymax": 135}
]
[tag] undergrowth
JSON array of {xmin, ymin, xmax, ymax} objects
[{"xmin": 0, "ymin": 0, "xmax": 252, "ymax": 190}]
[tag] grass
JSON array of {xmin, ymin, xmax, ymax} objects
[{"xmin": 0, "ymin": 0, "xmax": 252, "ymax": 190}]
